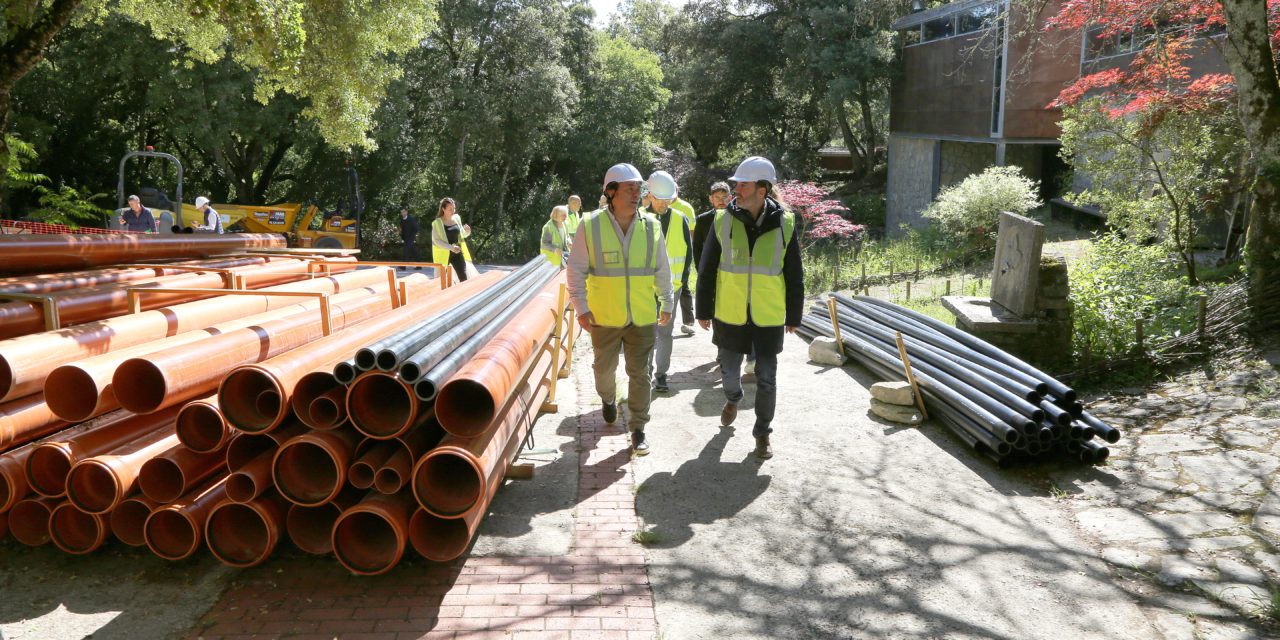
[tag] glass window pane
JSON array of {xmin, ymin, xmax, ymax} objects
[{"xmin": 923, "ymin": 16, "xmax": 955, "ymax": 41}]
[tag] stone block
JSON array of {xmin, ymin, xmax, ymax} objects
[
  {"xmin": 871, "ymin": 381, "xmax": 915, "ymax": 406},
  {"xmin": 807, "ymin": 337, "xmax": 847, "ymax": 366},
  {"xmin": 869, "ymin": 399, "xmax": 922, "ymax": 425},
  {"xmin": 991, "ymin": 212, "xmax": 1046, "ymax": 317}
]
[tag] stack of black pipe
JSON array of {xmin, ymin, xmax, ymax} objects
[{"xmin": 796, "ymin": 294, "xmax": 1119, "ymax": 467}]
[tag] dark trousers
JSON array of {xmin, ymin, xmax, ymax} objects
[
  {"xmin": 448, "ymin": 251, "xmax": 469, "ymax": 282},
  {"xmin": 402, "ymin": 241, "xmax": 418, "ymax": 262},
  {"xmin": 678, "ymin": 286, "xmax": 694, "ymax": 325}
]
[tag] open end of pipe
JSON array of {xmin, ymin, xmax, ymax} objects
[
  {"xmin": 349, "ymin": 374, "xmax": 413, "ymax": 438},
  {"xmin": 374, "ymin": 469, "xmax": 404, "ymax": 495},
  {"xmin": 1094, "ymin": 447, "xmax": 1110, "ymax": 463},
  {"xmin": 139, "ymin": 458, "xmax": 186, "ymax": 503},
  {"xmin": 0, "ymin": 359, "xmax": 13, "ymax": 399},
  {"xmin": 9, "ymin": 500, "xmax": 52, "ymax": 546},
  {"xmin": 334, "ymin": 511, "xmax": 401, "ymax": 575},
  {"xmin": 1000, "ymin": 429, "xmax": 1020, "ymax": 446},
  {"xmin": 67, "ymin": 462, "xmax": 122, "ymax": 514},
  {"xmin": 219, "ymin": 368, "xmax": 281, "ymax": 432},
  {"xmin": 415, "ymin": 455, "xmax": 481, "ymax": 516},
  {"xmin": 0, "ymin": 470, "xmax": 16, "ymax": 512},
  {"xmin": 349, "ymin": 461, "xmax": 376, "ymax": 489},
  {"xmin": 51, "ymin": 504, "xmax": 104, "ymax": 554},
  {"xmin": 354, "ymin": 348, "xmax": 378, "ymax": 371},
  {"xmin": 44, "ymin": 367, "xmax": 100, "ymax": 422},
  {"xmin": 413, "ymin": 379, "xmax": 436, "ymax": 402},
  {"xmin": 400, "ymin": 363, "xmax": 423, "ymax": 384},
  {"xmin": 375, "ymin": 350, "xmax": 399, "ymax": 372},
  {"xmin": 114, "ymin": 359, "xmax": 168, "ymax": 413},
  {"xmin": 110, "ymin": 500, "xmax": 152, "ymax": 546},
  {"xmin": 1030, "ymin": 409, "xmax": 1045, "ymax": 423},
  {"xmin": 1062, "ymin": 389, "xmax": 1078, "ymax": 402},
  {"xmin": 207, "ymin": 502, "xmax": 272, "ymax": 567},
  {"xmin": 435, "ymin": 381, "xmax": 493, "ymax": 437},
  {"xmin": 255, "ymin": 391, "xmax": 282, "ymax": 420},
  {"xmin": 287, "ymin": 504, "xmax": 341, "ymax": 554},
  {"xmin": 1104, "ymin": 429, "xmax": 1120, "ymax": 444},
  {"xmin": 309, "ymin": 397, "xmax": 342, "ymax": 429},
  {"xmin": 27, "ymin": 447, "xmax": 72, "ymax": 497},
  {"xmin": 292, "ymin": 372, "xmax": 340, "ymax": 427},
  {"xmin": 334, "ymin": 362, "xmax": 357, "ymax": 385},
  {"xmin": 146, "ymin": 510, "xmax": 198, "ymax": 560},
  {"xmin": 995, "ymin": 442, "xmax": 1012, "ymax": 456},
  {"xmin": 226, "ymin": 433, "xmax": 274, "ymax": 470},
  {"xmin": 409, "ymin": 510, "xmax": 470, "ymax": 562},
  {"xmin": 177, "ymin": 403, "xmax": 227, "ymax": 453},
  {"xmin": 274, "ymin": 441, "xmax": 339, "ymax": 506},
  {"xmin": 225, "ymin": 472, "xmax": 259, "ymax": 503}
]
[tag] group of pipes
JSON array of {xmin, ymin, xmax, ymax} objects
[
  {"xmin": 797, "ymin": 294, "xmax": 1120, "ymax": 467},
  {"xmin": 0, "ymin": 234, "xmax": 573, "ymax": 575}
]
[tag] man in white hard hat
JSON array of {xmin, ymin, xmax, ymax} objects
[
  {"xmin": 192, "ymin": 196, "xmax": 224, "ymax": 234},
  {"xmin": 567, "ymin": 163, "xmax": 673, "ymax": 455},
  {"xmin": 696, "ymin": 156, "xmax": 803, "ymax": 459},
  {"xmin": 643, "ymin": 171, "xmax": 698, "ymax": 336},
  {"xmin": 643, "ymin": 171, "xmax": 693, "ymax": 394}
]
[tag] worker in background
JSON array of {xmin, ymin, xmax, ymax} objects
[
  {"xmin": 693, "ymin": 181, "xmax": 754, "ymax": 378},
  {"xmin": 399, "ymin": 208, "xmax": 420, "ymax": 265},
  {"xmin": 192, "ymin": 196, "xmax": 224, "ymax": 234},
  {"xmin": 431, "ymin": 197, "xmax": 473, "ymax": 283},
  {"xmin": 565, "ymin": 195, "xmax": 582, "ymax": 236},
  {"xmin": 643, "ymin": 171, "xmax": 698, "ymax": 336},
  {"xmin": 541, "ymin": 205, "xmax": 570, "ymax": 267},
  {"xmin": 119, "ymin": 194, "xmax": 157, "ymax": 233},
  {"xmin": 567, "ymin": 163, "xmax": 673, "ymax": 456},
  {"xmin": 645, "ymin": 171, "xmax": 693, "ymax": 394},
  {"xmin": 696, "ymin": 157, "xmax": 803, "ymax": 460}
]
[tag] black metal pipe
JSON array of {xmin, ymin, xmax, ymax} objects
[
  {"xmin": 398, "ymin": 262, "xmax": 557, "ymax": 384},
  {"xmin": 1077, "ymin": 411, "xmax": 1122, "ymax": 444},
  {"xmin": 1081, "ymin": 439, "xmax": 1110, "ymax": 464},
  {"xmin": 1039, "ymin": 399, "xmax": 1073, "ymax": 426},
  {"xmin": 333, "ymin": 358, "xmax": 359, "ymax": 386}
]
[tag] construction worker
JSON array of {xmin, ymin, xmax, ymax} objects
[
  {"xmin": 643, "ymin": 171, "xmax": 697, "ymax": 336},
  {"xmin": 696, "ymin": 157, "xmax": 803, "ymax": 460},
  {"xmin": 399, "ymin": 208, "xmax": 420, "ymax": 263},
  {"xmin": 645, "ymin": 171, "xmax": 693, "ymax": 394},
  {"xmin": 541, "ymin": 205, "xmax": 570, "ymax": 267},
  {"xmin": 431, "ymin": 197, "xmax": 473, "ymax": 283},
  {"xmin": 192, "ymin": 196, "xmax": 224, "ymax": 234},
  {"xmin": 565, "ymin": 195, "xmax": 582, "ymax": 236},
  {"xmin": 119, "ymin": 195, "xmax": 157, "ymax": 233},
  {"xmin": 567, "ymin": 163, "xmax": 673, "ymax": 455},
  {"xmin": 693, "ymin": 181, "xmax": 755, "ymax": 378}
]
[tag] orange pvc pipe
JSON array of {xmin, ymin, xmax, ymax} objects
[
  {"xmin": 0, "ymin": 440, "xmax": 34, "ymax": 511},
  {"xmin": 290, "ymin": 368, "xmax": 346, "ymax": 429},
  {"xmin": 0, "ymin": 267, "xmax": 391, "ymax": 403},
  {"xmin": 225, "ymin": 421, "xmax": 306, "ymax": 471},
  {"xmin": 348, "ymin": 371, "xmax": 434, "ymax": 440},
  {"xmin": 435, "ymin": 276, "xmax": 563, "ymax": 437},
  {"xmin": 25, "ymin": 407, "xmax": 179, "ymax": 498},
  {"xmin": 9, "ymin": 495, "xmax": 60, "ymax": 546},
  {"xmin": 113, "ymin": 274, "xmax": 434, "ymax": 415},
  {"xmin": 374, "ymin": 420, "xmax": 446, "ymax": 496},
  {"xmin": 0, "ymin": 256, "xmax": 268, "ymax": 295},
  {"xmin": 349, "ymin": 440, "xmax": 397, "ymax": 490},
  {"xmin": 286, "ymin": 486, "xmax": 362, "ymax": 555},
  {"xmin": 50, "ymin": 501, "xmax": 109, "ymax": 554},
  {"xmin": 144, "ymin": 474, "xmax": 229, "ymax": 560},
  {"xmin": 332, "ymin": 490, "xmax": 416, "ymax": 575},
  {"xmin": 110, "ymin": 493, "xmax": 160, "ymax": 546},
  {"xmin": 66, "ymin": 428, "xmax": 180, "ymax": 514},
  {"xmin": 175, "ymin": 397, "xmax": 228, "ymax": 453},
  {"xmin": 205, "ymin": 491, "xmax": 288, "ymax": 567},
  {"xmin": 225, "ymin": 450, "xmax": 273, "ymax": 503},
  {"xmin": 0, "ymin": 393, "xmax": 70, "ymax": 452},
  {"xmin": 272, "ymin": 428, "xmax": 360, "ymax": 506},
  {"xmin": 137, "ymin": 443, "xmax": 227, "ymax": 504},
  {"xmin": 413, "ymin": 353, "xmax": 550, "ymax": 518},
  {"xmin": 411, "ymin": 371, "xmax": 549, "ymax": 561},
  {"xmin": 0, "ymin": 232, "xmax": 286, "ymax": 274},
  {"xmin": 219, "ymin": 271, "xmax": 502, "ymax": 433}
]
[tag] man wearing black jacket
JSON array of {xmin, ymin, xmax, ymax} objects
[{"xmin": 696, "ymin": 157, "xmax": 803, "ymax": 459}]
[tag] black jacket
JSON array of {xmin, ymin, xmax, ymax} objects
[
  {"xmin": 695, "ymin": 198, "xmax": 804, "ymax": 356},
  {"xmin": 400, "ymin": 215, "xmax": 419, "ymax": 242},
  {"xmin": 692, "ymin": 208, "xmax": 717, "ymax": 274}
]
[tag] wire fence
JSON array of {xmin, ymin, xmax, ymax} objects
[{"xmin": 1, "ymin": 220, "xmax": 136, "ymax": 236}]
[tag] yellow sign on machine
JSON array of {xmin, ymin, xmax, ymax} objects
[{"xmin": 199, "ymin": 202, "xmax": 359, "ymax": 249}]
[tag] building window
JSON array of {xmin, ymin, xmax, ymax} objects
[
  {"xmin": 909, "ymin": 2, "xmax": 999, "ymax": 46},
  {"xmin": 924, "ymin": 16, "xmax": 955, "ymax": 41}
]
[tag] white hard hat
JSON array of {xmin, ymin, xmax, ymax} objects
[
  {"xmin": 602, "ymin": 163, "xmax": 644, "ymax": 189},
  {"xmin": 729, "ymin": 156, "xmax": 778, "ymax": 184},
  {"xmin": 194, "ymin": 196, "xmax": 210, "ymax": 208},
  {"xmin": 647, "ymin": 171, "xmax": 678, "ymax": 200}
]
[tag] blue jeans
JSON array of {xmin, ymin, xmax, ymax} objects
[{"xmin": 718, "ymin": 347, "xmax": 777, "ymax": 437}]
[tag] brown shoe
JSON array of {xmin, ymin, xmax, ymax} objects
[
  {"xmin": 754, "ymin": 435, "xmax": 773, "ymax": 459},
  {"xmin": 721, "ymin": 402, "xmax": 737, "ymax": 427}
]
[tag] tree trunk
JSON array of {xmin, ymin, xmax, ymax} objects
[
  {"xmin": 450, "ymin": 133, "xmax": 468, "ymax": 194},
  {"xmin": 1218, "ymin": 0, "xmax": 1280, "ymax": 328},
  {"xmin": 0, "ymin": 0, "xmax": 82, "ymax": 168},
  {"xmin": 857, "ymin": 83, "xmax": 878, "ymax": 177},
  {"xmin": 834, "ymin": 101, "xmax": 864, "ymax": 180}
]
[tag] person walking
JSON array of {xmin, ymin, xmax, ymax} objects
[
  {"xmin": 565, "ymin": 195, "xmax": 583, "ymax": 236},
  {"xmin": 645, "ymin": 172, "xmax": 693, "ymax": 394},
  {"xmin": 119, "ymin": 195, "xmax": 157, "ymax": 233},
  {"xmin": 644, "ymin": 171, "xmax": 698, "ymax": 336},
  {"xmin": 192, "ymin": 196, "xmax": 224, "ymax": 234},
  {"xmin": 431, "ymin": 197, "xmax": 473, "ymax": 283},
  {"xmin": 541, "ymin": 205, "xmax": 570, "ymax": 267},
  {"xmin": 693, "ymin": 181, "xmax": 755, "ymax": 377},
  {"xmin": 696, "ymin": 156, "xmax": 803, "ymax": 459},
  {"xmin": 567, "ymin": 163, "xmax": 673, "ymax": 455},
  {"xmin": 399, "ymin": 208, "xmax": 420, "ymax": 264}
]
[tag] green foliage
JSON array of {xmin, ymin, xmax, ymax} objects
[
  {"xmin": 30, "ymin": 183, "xmax": 112, "ymax": 227},
  {"xmin": 1, "ymin": 134, "xmax": 47, "ymax": 192},
  {"xmin": 922, "ymin": 166, "xmax": 1041, "ymax": 247},
  {"xmin": 1069, "ymin": 233, "xmax": 1212, "ymax": 362}
]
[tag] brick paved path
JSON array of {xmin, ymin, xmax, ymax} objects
[{"xmin": 189, "ymin": 371, "xmax": 658, "ymax": 640}]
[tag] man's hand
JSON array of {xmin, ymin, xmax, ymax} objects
[
  {"xmin": 462, "ymin": 224, "xmax": 471, "ymax": 234},
  {"xmin": 698, "ymin": 319, "xmax": 711, "ymax": 331},
  {"xmin": 785, "ymin": 325, "xmax": 798, "ymax": 334},
  {"xmin": 658, "ymin": 312, "xmax": 672, "ymax": 327},
  {"xmin": 577, "ymin": 312, "xmax": 594, "ymax": 333},
  {"xmin": 450, "ymin": 244, "xmax": 462, "ymax": 254},
  {"xmin": 117, "ymin": 216, "xmax": 125, "ymax": 225}
]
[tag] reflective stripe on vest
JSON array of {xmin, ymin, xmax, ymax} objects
[
  {"xmin": 582, "ymin": 209, "xmax": 661, "ymax": 327},
  {"xmin": 663, "ymin": 213, "xmax": 689, "ymax": 289},
  {"xmin": 713, "ymin": 209, "xmax": 794, "ymax": 327}
]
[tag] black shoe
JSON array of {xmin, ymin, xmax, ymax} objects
[
  {"xmin": 653, "ymin": 375, "xmax": 669, "ymax": 393},
  {"xmin": 602, "ymin": 402, "xmax": 617, "ymax": 424},
  {"xmin": 631, "ymin": 430, "xmax": 650, "ymax": 456},
  {"xmin": 754, "ymin": 435, "xmax": 773, "ymax": 459}
]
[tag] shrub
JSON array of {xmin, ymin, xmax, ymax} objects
[{"xmin": 922, "ymin": 166, "xmax": 1040, "ymax": 247}]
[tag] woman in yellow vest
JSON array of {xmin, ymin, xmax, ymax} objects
[
  {"xmin": 431, "ymin": 197, "xmax": 473, "ymax": 282},
  {"xmin": 541, "ymin": 205, "xmax": 570, "ymax": 267},
  {"xmin": 695, "ymin": 157, "xmax": 804, "ymax": 460}
]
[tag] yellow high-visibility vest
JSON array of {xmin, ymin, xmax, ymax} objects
[
  {"xmin": 431, "ymin": 215, "xmax": 473, "ymax": 265},
  {"xmin": 662, "ymin": 212, "xmax": 690, "ymax": 290},
  {"xmin": 541, "ymin": 219, "xmax": 568, "ymax": 267},
  {"xmin": 565, "ymin": 209, "xmax": 581, "ymax": 236},
  {"xmin": 713, "ymin": 209, "xmax": 795, "ymax": 327},
  {"xmin": 582, "ymin": 209, "xmax": 662, "ymax": 327},
  {"xmin": 670, "ymin": 198, "xmax": 695, "ymax": 230}
]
